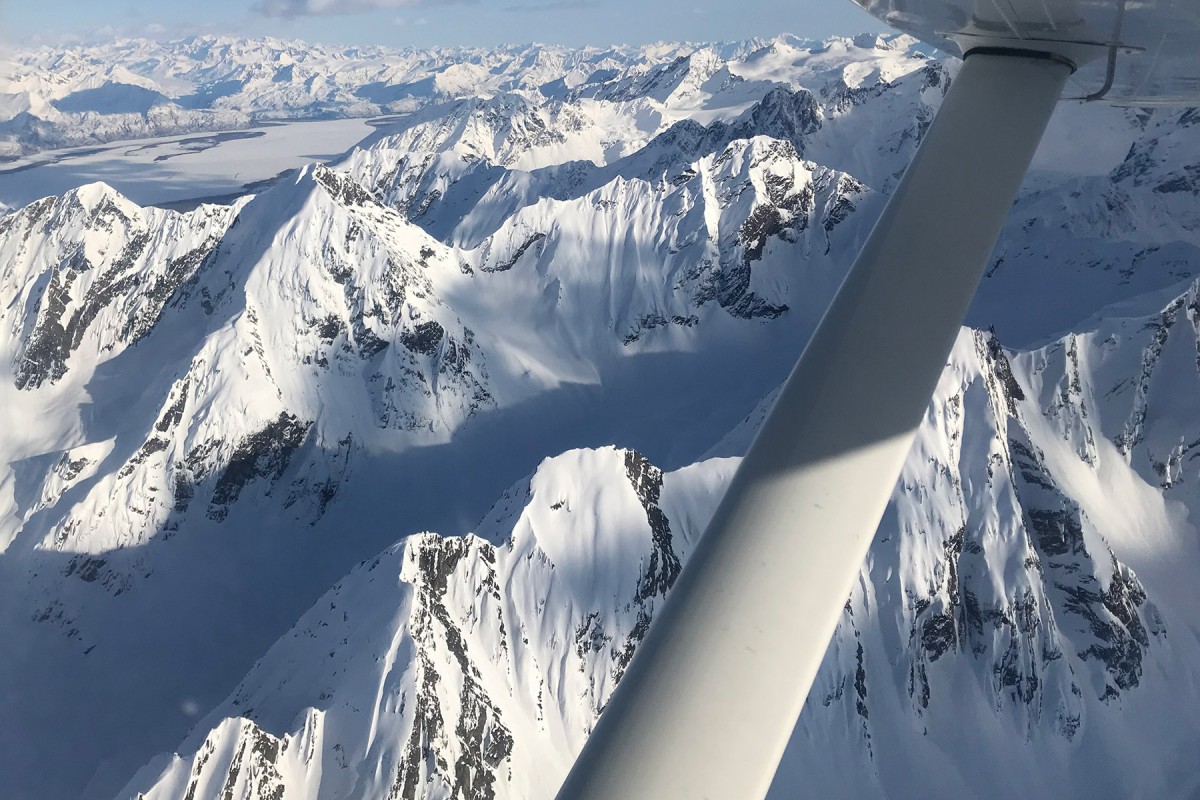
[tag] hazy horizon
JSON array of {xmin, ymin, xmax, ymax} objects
[{"xmin": 2, "ymin": 0, "xmax": 887, "ymax": 51}]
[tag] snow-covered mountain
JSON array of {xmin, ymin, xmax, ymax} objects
[
  {"xmin": 0, "ymin": 33, "xmax": 918, "ymax": 159},
  {"xmin": 121, "ymin": 312, "xmax": 1200, "ymax": 799},
  {"xmin": 1, "ymin": 33, "xmax": 1198, "ymax": 800}
]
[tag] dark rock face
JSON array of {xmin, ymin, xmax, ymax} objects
[
  {"xmin": 392, "ymin": 651, "xmax": 450, "ymax": 800},
  {"xmin": 282, "ymin": 432, "xmax": 354, "ymax": 521},
  {"xmin": 985, "ymin": 336, "xmax": 1161, "ymax": 702},
  {"xmin": 212, "ymin": 414, "xmax": 309, "ymax": 508},
  {"xmin": 219, "ymin": 725, "xmax": 285, "ymax": 800},
  {"xmin": 605, "ymin": 449, "xmax": 685, "ymax": 688},
  {"xmin": 624, "ymin": 450, "xmax": 680, "ymax": 602},
  {"xmin": 733, "ymin": 88, "xmax": 824, "ymax": 156},
  {"xmin": 621, "ymin": 313, "xmax": 698, "ymax": 345},
  {"xmin": 1012, "ymin": 429, "xmax": 1157, "ymax": 698},
  {"xmin": 896, "ymin": 331, "xmax": 1167, "ymax": 737},
  {"xmin": 62, "ymin": 555, "xmax": 130, "ymax": 596},
  {"xmin": 54, "ymin": 453, "xmax": 91, "ymax": 482},
  {"xmin": 908, "ymin": 523, "xmax": 976, "ymax": 712},
  {"xmin": 1151, "ymin": 165, "xmax": 1200, "ymax": 196},
  {"xmin": 393, "ymin": 535, "xmax": 514, "ymax": 800},
  {"xmin": 174, "ymin": 722, "xmax": 286, "ymax": 800},
  {"xmin": 15, "ymin": 251, "xmax": 89, "ymax": 389},
  {"xmin": 400, "ymin": 320, "xmax": 445, "ymax": 356},
  {"xmin": 1115, "ymin": 295, "xmax": 1185, "ymax": 459},
  {"xmin": 9, "ymin": 192, "xmax": 225, "ymax": 389},
  {"xmin": 819, "ymin": 176, "xmax": 862, "ymax": 235},
  {"xmin": 115, "ymin": 380, "xmax": 193, "ymax": 484},
  {"xmin": 202, "ymin": 413, "xmax": 312, "ymax": 522},
  {"xmin": 641, "ymin": 88, "xmax": 824, "ymax": 167},
  {"xmin": 706, "ymin": 138, "xmax": 855, "ymax": 320},
  {"xmin": 921, "ymin": 606, "xmax": 958, "ymax": 663},
  {"xmin": 624, "ymin": 87, "xmax": 824, "ymax": 172},
  {"xmin": 702, "ymin": 139, "xmax": 816, "ymax": 320},
  {"xmin": 738, "ymin": 203, "xmax": 786, "ymax": 261},
  {"xmin": 980, "ymin": 328, "xmax": 1026, "ymax": 414},
  {"xmin": 483, "ymin": 233, "xmax": 545, "ymax": 273},
  {"xmin": 815, "ymin": 601, "xmax": 874, "ymax": 756},
  {"xmin": 280, "ymin": 177, "xmax": 496, "ymax": 435},
  {"xmin": 1060, "ymin": 558, "xmax": 1150, "ymax": 692},
  {"xmin": 314, "ymin": 165, "xmax": 384, "ymax": 209}
]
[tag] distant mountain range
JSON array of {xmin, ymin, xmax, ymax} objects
[
  {"xmin": 1, "ymin": 32, "xmax": 900, "ymax": 159},
  {"xmin": 1, "ymin": 33, "xmax": 1198, "ymax": 800}
]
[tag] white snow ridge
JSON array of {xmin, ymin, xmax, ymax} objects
[{"xmin": 0, "ymin": 33, "xmax": 1198, "ymax": 800}]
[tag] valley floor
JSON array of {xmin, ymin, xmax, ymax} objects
[{"xmin": 0, "ymin": 117, "xmax": 383, "ymax": 210}]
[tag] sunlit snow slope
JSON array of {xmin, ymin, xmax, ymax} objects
[{"xmin": 1, "ymin": 33, "xmax": 1198, "ymax": 800}]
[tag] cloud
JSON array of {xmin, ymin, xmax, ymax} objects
[
  {"xmin": 502, "ymin": 0, "xmax": 596, "ymax": 10},
  {"xmin": 255, "ymin": 0, "xmax": 467, "ymax": 18},
  {"xmin": 14, "ymin": 19, "xmax": 229, "ymax": 47}
]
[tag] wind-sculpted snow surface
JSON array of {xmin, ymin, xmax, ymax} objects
[{"xmin": 2, "ymin": 32, "xmax": 1200, "ymax": 800}]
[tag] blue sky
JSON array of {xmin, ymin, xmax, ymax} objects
[{"xmin": 2, "ymin": 0, "xmax": 886, "ymax": 49}]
